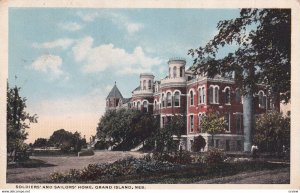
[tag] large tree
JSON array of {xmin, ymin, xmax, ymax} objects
[
  {"xmin": 7, "ymin": 84, "xmax": 38, "ymax": 161},
  {"xmin": 96, "ymin": 109, "xmax": 158, "ymax": 150},
  {"xmin": 188, "ymin": 9, "xmax": 290, "ymax": 151}
]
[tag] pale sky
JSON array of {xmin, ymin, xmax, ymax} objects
[{"xmin": 8, "ymin": 8, "xmax": 240, "ymax": 143}]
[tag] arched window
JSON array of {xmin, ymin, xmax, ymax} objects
[
  {"xmin": 235, "ymin": 89, "xmax": 241, "ymax": 103},
  {"xmin": 174, "ymin": 91, "xmax": 180, "ymax": 107},
  {"xmin": 202, "ymin": 87, "xmax": 206, "ymax": 104},
  {"xmin": 162, "ymin": 93, "xmax": 165, "ymax": 107},
  {"xmin": 190, "ymin": 90, "xmax": 194, "ymax": 106},
  {"xmin": 133, "ymin": 102, "xmax": 136, "ymax": 107},
  {"xmin": 258, "ymin": 91, "xmax": 266, "ymax": 108},
  {"xmin": 173, "ymin": 66, "xmax": 177, "ymax": 78},
  {"xmin": 143, "ymin": 101, "xmax": 148, "ymax": 113},
  {"xmin": 209, "ymin": 87, "xmax": 214, "ymax": 104},
  {"xmin": 148, "ymin": 80, "xmax": 151, "ymax": 90},
  {"xmin": 137, "ymin": 101, "xmax": 141, "ymax": 110},
  {"xmin": 224, "ymin": 87, "xmax": 230, "ymax": 104},
  {"xmin": 143, "ymin": 80, "xmax": 146, "ymax": 90},
  {"xmin": 198, "ymin": 88, "xmax": 202, "ymax": 104},
  {"xmin": 214, "ymin": 87, "xmax": 219, "ymax": 103},
  {"xmin": 154, "ymin": 100, "xmax": 157, "ymax": 110},
  {"xmin": 167, "ymin": 92, "xmax": 172, "ymax": 107},
  {"xmin": 209, "ymin": 86, "xmax": 219, "ymax": 104}
]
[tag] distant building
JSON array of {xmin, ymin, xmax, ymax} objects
[{"xmin": 105, "ymin": 58, "xmax": 280, "ymax": 151}]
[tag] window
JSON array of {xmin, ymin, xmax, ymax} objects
[
  {"xmin": 180, "ymin": 67, "xmax": 183, "ymax": 77},
  {"xmin": 226, "ymin": 140, "xmax": 230, "ymax": 151},
  {"xmin": 137, "ymin": 101, "xmax": 141, "ymax": 110},
  {"xmin": 209, "ymin": 87, "xmax": 214, "ymax": 104},
  {"xmin": 198, "ymin": 113, "xmax": 204, "ymax": 131},
  {"xmin": 162, "ymin": 117, "xmax": 165, "ymax": 128},
  {"xmin": 173, "ymin": 66, "xmax": 177, "ymax": 78},
  {"xmin": 215, "ymin": 139, "xmax": 219, "ymax": 148},
  {"xmin": 174, "ymin": 91, "xmax": 180, "ymax": 107},
  {"xmin": 148, "ymin": 80, "xmax": 151, "ymax": 89},
  {"xmin": 167, "ymin": 92, "xmax": 172, "ymax": 107},
  {"xmin": 142, "ymin": 101, "xmax": 148, "ymax": 112},
  {"xmin": 190, "ymin": 90, "xmax": 194, "ymax": 106},
  {"xmin": 198, "ymin": 87, "xmax": 206, "ymax": 104},
  {"xmin": 154, "ymin": 101, "xmax": 157, "ymax": 110},
  {"xmin": 236, "ymin": 114, "xmax": 242, "ymax": 134},
  {"xmin": 190, "ymin": 115, "xmax": 194, "ymax": 132},
  {"xmin": 236, "ymin": 89, "xmax": 241, "ymax": 103},
  {"xmin": 224, "ymin": 113, "xmax": 230, "ymax": 132},
  {"xmin": 162, "ymin": 93, "xmax": 165, "ymax": 107},
  {"xmin": 224, "ymin": 87, "xmax": 231, "ymax": 104},
  {"xmin": 143, "ymin": 80, "xmax": 146, "ymax": 90},
  {"xmin": 202, "ymin": 87, "xmax": 206, "ymax": 104},
  {"xmin": 214, "ymin": 87, "xmax": 219, "ymax": 103},
  {"xmin": 258, "ymin": 91, "xmax": 266, "ymax": 108},
  {"xmin": 209, "ymin": 86, "xmax": 219, "ymax": 104}
]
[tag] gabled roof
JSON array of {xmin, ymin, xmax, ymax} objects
[
  {"xmin": 122, "ymin": 98, "xmax": 132, "ymax": 104},
  {"xmin": 106, "ymin": 83, "xmax": 123, "ymax": 99}
]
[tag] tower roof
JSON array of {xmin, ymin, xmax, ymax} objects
[{"xmin": 106, "ymin": 83, "xmax": 123, "ymax": 99}]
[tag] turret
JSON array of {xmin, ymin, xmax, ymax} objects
[{"xmin": 168, "ymin": 57, "xmax": 186, "ymax": 78}]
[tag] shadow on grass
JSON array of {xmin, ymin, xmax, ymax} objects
[{"xmin": 7, "ymin": 159, "xmax": 57, "ymax": 169}]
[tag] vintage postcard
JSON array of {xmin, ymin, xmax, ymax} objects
[{"xmin": 0, "ymin": 0, "xmax": 299, "ymax": 191}]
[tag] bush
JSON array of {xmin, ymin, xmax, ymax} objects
[
  {"xmin": 152, "ymin": 151, "xmax": 192, "ymax": 164},
  {"xmin": 78, "ymin": 149, "xmax": 94, "ymax": 156},
  {"xmin": 204, "ymin": 148, "xmax": 226, "ymax": 165},
  {"xmin": 191, "ymin": 135, "xmax": 206, "ymax": 152},
  {"xmin": 49, "ymin": 156, "xmax": 180, "ymax": 183}
]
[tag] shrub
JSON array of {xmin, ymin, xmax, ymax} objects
[
  {"xmin": 49, "ymin": 156, "xmax": 180, "ymax": 183},
  {"xmin": 152, "ymin": 151, "xmax": 192, "ymax": 164},
  {"xmin": 191, "ymin": 135, "xmax": 206, "ymax": 152},
  {"xmin": 204, "ymin": 148, "xmax": 226, "ymax": 165},
  {"xmin": 78, "ymin": 149, "xmax": 94, "ymax": 156}
]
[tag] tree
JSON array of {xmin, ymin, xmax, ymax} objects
[
  {"xmin": 189, "ymin": 9, "xmax": 290, "ymax": 151},
  {"xmin": 155, "ymin": 115, "xmax": 186, "ymax": 152},
  {"xmin": 254, "ymin": 111, "xmax": 290, "ymax": 154},
  {"xmin": 33, "ymin": 138, "xmax": 48, "ymax": 148},
  {"xmin": 191, "ymin": 135, "xmax": 206, "ymax": 152},
  {"xmin": 96, "ymin": 109, "xmax": 158, "ymax": 150},
  {"xmin": 49, "ymin": 129, "xmax": 83, "ymax": 152},
  {"xmin": 201, "ymin": 112, "xmax": 226, "ymax": 148},
  {"xmin": 7, "ymin": 84, "xmax": 38, "ymax": 161}
]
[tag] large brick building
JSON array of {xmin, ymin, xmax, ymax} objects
[{"xmin": 106, "ymin": 58, "xmax": 279, "ymax": 151}]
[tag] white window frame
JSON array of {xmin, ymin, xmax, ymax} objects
[
  {"xmin": 173, "ymin": 90, "xmax": 181, "ymax": 107},
  {"xmin": 223, "ymin": 86, "xmax": 231, "ymax": 105},
  {"xmin": 209, "ymin": 85, "xmax": 220, "ymax": 104}
]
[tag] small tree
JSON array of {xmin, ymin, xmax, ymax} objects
[
  {"xmin": 254, "ymin": 111, "xmax": 290, "ymax": 154},
  {"xmin": 191, "ymin": 135, "xmax": 206, "ymax": 152},
  {"xmin": 201, "ymin": 112, "xmax": 226, "ymax": 148},
  {"xmin": 7, "ymin": 84, "xmax": 38, "ymax": 161}
]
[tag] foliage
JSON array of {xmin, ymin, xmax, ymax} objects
[
  {"xmin": 254, "ymin": 111, "xmax": 290, "ymax": 154},
  {"xmin": 201, "ymin": 112, "xmax": 226, "ymax": 146},
  {"xmin": 78, "ymin": 149, "xmax": 95, "ymax": 156},
  {"xmin": 204, "ymin": 148, "xmax": 226, "ymax": 165},
  {"xmin": 49, "ymin": 156, "xmax": 179, "ymax": 183},
  {"xmin": 7, "ymin": 84, "xmax": 38, "ymax": 162},
  {"xmin": 33, "ymin": 138, "xmax": 48, "ymax": 148},
  {"xmin": 191, "ymin": 135, "xmax": 206, "ymax": 152},
  {"xmin": 188, "ymin": 9, "xmax": 290, "ymax": 103},
  {"xmin": 154, "ymin": 115, "xmax": 186, "ymax": 152},
  {"xmin": 49, "ymin": 129, "xmax": 85, "ymax": 153},
  {"xmin": 96, "ymin": 109, "xmax": 159, "ymax": 151},
  {"xmin": 152, "ymin": 151, "xmax": 192, "ymax": 164}
]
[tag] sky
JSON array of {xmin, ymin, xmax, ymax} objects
[{"xmin": 8, "ymin": 8, "xmax": 240, "ymax": 143}]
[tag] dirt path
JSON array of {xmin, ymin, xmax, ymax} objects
[
  {"xmin": 195, "ymin": 167, "xmax": 290, "ymax": 184},
  {"xmin": 7, "ymin": 151, "xmax": 146, "ymax": 183}
]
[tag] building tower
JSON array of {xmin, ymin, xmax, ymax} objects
[{"xmin": 106, "ymin": 82, "xmax": 123, "ymax": 111}]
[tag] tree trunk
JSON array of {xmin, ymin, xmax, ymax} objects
[{"xmin": 243, "ymin": 88, "xmax": 254, "ymax": 152}]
